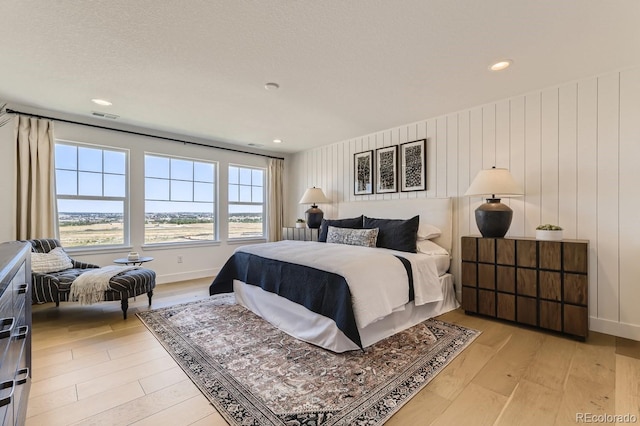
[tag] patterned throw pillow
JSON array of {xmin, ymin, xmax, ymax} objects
[
  {"xmin": 318, "ymin": 216, "xmax": 364, "ymax": 242},
  {"xmin": 31, "ymin": 247, "xmax": 73, "ymax": 273},
  {"xmin": 326, "ymin": 226, "xmax": 379, "ymax": 248}
]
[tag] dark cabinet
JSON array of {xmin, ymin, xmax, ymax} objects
[
  {"xmin": 461, "ymin": 236, "xmax": 588, "ymax": 339},
  {"xmin": 0, "ymin": 242, "xmax": 32, "ymax": 425}
]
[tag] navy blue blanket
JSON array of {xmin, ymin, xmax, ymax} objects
[{"xmin": 209, "ymin": 251, "xmax": 414, "ymax": 349}]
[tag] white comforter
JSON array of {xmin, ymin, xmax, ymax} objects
[{"xmin": 235, "ymin": 240, "xmax": 443, "ymax": 329}]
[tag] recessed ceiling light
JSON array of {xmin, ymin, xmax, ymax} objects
[
  {"xmin": 264, "ymin": 82, "xmax": 280, "ymax": 90},
  {"xmin": 273, "ymin": 139, "xmax": 282, "ymax": 144},
  {"xmin": 489, "ymin": 60, "xmax": 513, "ymax": 71},
  {"xmin": 91, "ymin": 98, "xmax": 112, "ymax": 106}
]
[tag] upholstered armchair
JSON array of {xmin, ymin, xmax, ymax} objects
[{"xmin": 28, "ymin": 238, "xmax": 100, "ymax": 306}]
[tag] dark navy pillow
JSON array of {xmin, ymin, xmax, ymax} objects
[
  {"xmin": 318, "ymin": 216, "xmax": 364, "ymax": 242},
  {"xmin": 363, "ymin": 215, "xmax": 420, "ymax": 253}
]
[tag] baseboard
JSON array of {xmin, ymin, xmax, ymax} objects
[
  {"xmin": 156, "ymin": 268, "xmax": 220, "ymax": 285},
  {"xmin": 590, "ymin": 317, "xmax": 640, "ymax": 341}
]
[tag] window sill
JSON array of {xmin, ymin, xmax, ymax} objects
[
  {"xmin": 141, "ymin": 240, "xmax": 221, "ymax": 251},
  {"xmin": 226, "ymin": 238, "xmax": 267, "ymax": 246},
  {"xmin": 64, "ymin": 245, "xmax": 134, "ymax": 256}
]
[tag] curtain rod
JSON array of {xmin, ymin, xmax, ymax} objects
[{"xmin": 5, "ymin": 109, "xmax": 285, "ymax": 161}]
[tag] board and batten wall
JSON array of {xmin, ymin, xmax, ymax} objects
[{"xmin": 289, "ymin": 66, "xmax": 640, "ymax": 341}]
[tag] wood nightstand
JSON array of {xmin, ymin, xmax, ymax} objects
[
  {"xmin": 461, "ymin": 236, "xmax": 589, "ymax": 339},
  {"xmin": 281, "ymin": 227, "xmax": 319, "ymax": 241}
]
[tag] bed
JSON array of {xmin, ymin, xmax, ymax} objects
[{"xmin": 210, "ymin": 197, "xmax": 459, "ymax": 353}]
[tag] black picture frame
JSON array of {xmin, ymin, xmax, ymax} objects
[
  {"xmin": 354, "ymin": 150, "xmax": 374, "ymax": 195},
  {"xmin": 375, "ymin": 146, "xmax": 398, "ymax": 193},
  {"xmin": 400, "ymin": 139, "xmax": 427, "ymax": 192}
]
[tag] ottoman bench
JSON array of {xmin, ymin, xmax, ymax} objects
[{"xmin": 28, "ymin": 239, "xmax": 156, "ymax": 319}]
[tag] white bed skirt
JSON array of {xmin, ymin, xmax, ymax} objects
[{"xmin": 233, "ymin": 273, "xmax": 459, "ymax": 353}]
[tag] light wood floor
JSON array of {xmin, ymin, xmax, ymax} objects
[{"xmin": 28, "ymin": 278, "xmax": 640, "ymax": 425}]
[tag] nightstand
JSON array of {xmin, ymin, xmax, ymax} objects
[
  {"xmin": 282, "ymin": 227, "xmax": 319, "ymax": 241},
  {"xmin": 461, "ymin": 236, "xmax": 589, "ymax": 339}
]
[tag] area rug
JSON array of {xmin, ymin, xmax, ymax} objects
[{"xmin": 137, "ymin": 295, "xmax": 479, "ymax": 426}]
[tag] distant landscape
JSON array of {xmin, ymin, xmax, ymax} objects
[{"xmin": 58, "ymin": 212, "xmax": 263, "ymax": 246}]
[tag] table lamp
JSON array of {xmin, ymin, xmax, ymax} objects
[
  {"xmin": 464, "ymin": 167, "xmax": 524, "ymax": 238},
  {"xmin": 299, "ymin": 187, "xmax": 330, "ymax": 229}
]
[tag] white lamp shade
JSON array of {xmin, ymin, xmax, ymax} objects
[
  {"xmin": 464, "ymin": 168, "xmax": 524, "ymax": 197},
  {"xmin": 299, "ymin": 187, "xmax": 330, "ymax": 204}
]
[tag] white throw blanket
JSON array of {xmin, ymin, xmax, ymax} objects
[
  {"xmin": 236, "ymin": 240, "xmax": 443, "ymax": 329},
  {"xmin": 71, "ymin": 265, "xmax": 139, "ymax": 305}
]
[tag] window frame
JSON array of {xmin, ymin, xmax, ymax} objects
[
  {"xmin": 54, "ymin": 140, "xmax": 130, "ymax": 249},
  {"xmin": 228, "ymin": 163, "xmax": 266, "ymax": 240},
  {"xmin": 143, "ymin": 152, "xmax": 219, "ymax": 246}
]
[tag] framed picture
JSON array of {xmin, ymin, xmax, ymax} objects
[
  {"xmin": 375, "ymin": 146, "xmax": 398, "ymax": 193},
  {"xmin": 400, "ymin": 139, "xmax": 426, "ymax": 191},
  {"xmin": 354, "ymin": 150, "xmax": 373, "ymax": 195}
]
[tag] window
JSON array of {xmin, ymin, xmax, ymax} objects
[
  {"xmin": 54, "ymin": 142, "xmax": 128, "ymax": 247},
  {"xmin": 228, "ymin": 165, "xmax": 265, "ymax": 239},
  {"xmin": 144, "ymin": 154, "xmax": 217, "ymax": 244}
]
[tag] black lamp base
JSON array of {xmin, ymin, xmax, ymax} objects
[
  {"xmin": 475, "ymin": 198, "xmax": 513, "ymax": 238},
  {"xmin": 306, "ymin": 205, "xmax": 324, "ymax": 229}
]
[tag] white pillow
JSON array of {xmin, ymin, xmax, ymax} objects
[
  {"xmin": 326, "ymin": 226, "xmax": 379, "ymax": 248},
  {"xmin": 417, "ymin": 223, "xmax": 442, "ymax": 240},
  {"xmin": 416, "ymin": 239, "xmax": 449, "ymax": 256},
  {"xmin": 31, "ymin": 247, "xmax": 73, "ymax": 273}
]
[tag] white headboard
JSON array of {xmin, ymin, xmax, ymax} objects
[{"xmin": 338, "ymin": 198, "xmax": 453, "ymax": 252}]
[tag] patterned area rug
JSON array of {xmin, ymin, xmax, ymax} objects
[{"xmin": 137, "ymin": 295, "xmax": 479, "ymax": 425}]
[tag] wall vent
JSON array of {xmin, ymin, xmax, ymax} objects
[{"xmin": 91, "ymin": 111, "xmax": 119, "ymax": 119}]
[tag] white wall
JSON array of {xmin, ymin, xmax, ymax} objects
[
  {"xmin": 0, "ymin": 112, "xmax": 291, "ymax": 284},
  {"xmin": 289, "ymin": 66, "xmax": 640, "ymax": 341},
  {"xmin": 0, "ymin": 121, "xmax": 16, "ymax": 242}
]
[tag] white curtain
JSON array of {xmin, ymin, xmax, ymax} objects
[
  {"xmin": 267, "ymin": 158, "xmax": 284, "ymax": 242},
  {"xmin": 15, "ymin": 116, "xmax": 56, "ymax": 240}
]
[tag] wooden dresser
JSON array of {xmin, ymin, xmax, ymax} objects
[
  {"xmin": 461, "ymin": 236, "xmax": 589, "ymax": 339},
  {"xmin": 281, "ymin": 227, "xmax": 319, "ymax": 242},
  {"xmin": 0, "ymin": 242, "xmax": 31, "ymax": 425}
]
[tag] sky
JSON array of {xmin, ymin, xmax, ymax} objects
[{"xmin": 55, "ymin": 144, "xmax": 264, "ymax": 215}]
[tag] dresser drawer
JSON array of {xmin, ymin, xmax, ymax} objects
[
  {"xmin": 12, "ymin": 367, "xmax": 29, "ymax": 426},
  {"xmin": 0, "ymin": 289, "xmax": 12, "ymax": 323},
  {"xmin": 0, "ymin": 389, "xmax": 14, "ymax": 426},
  {"xmin": 0, "ymin": 317, "xmax": 16, "ymax": 368},
  {"xmin": 1, "ymin": 324, "xmax": 27, "ymax": 382},
  {"xmin": 12, "ymin": 264, "xmax": 27, "ymax": 315}
]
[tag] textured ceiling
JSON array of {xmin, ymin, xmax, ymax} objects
[{"xmin": 1, "ymin": 1, "xmax": 639, "ymax": 153}]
